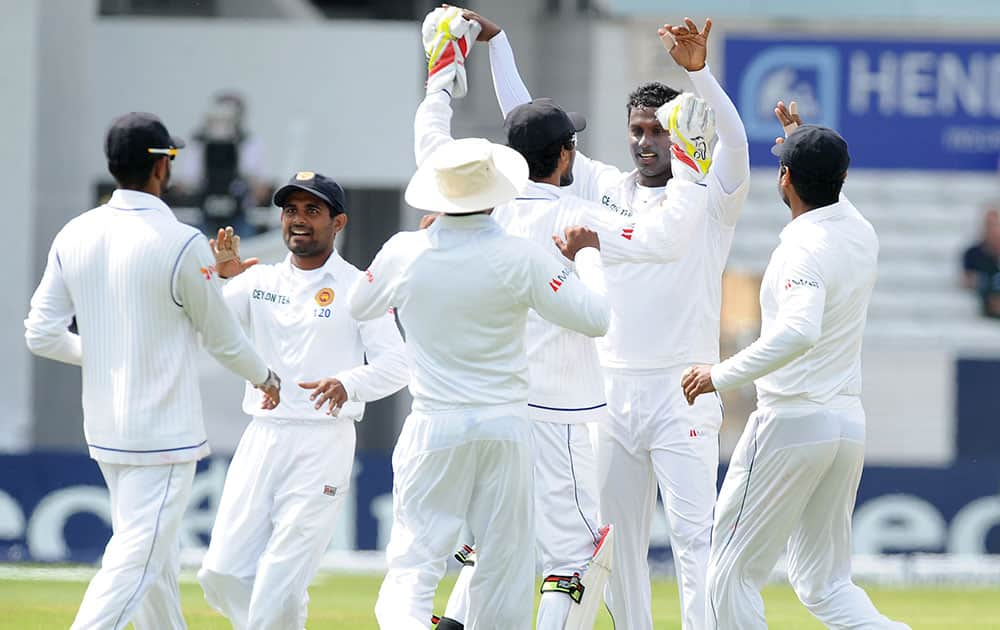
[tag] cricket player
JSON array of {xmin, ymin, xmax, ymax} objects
[
  {"xmin": 352, "ymin": 135, "xmax": 611, "ymax": 629},
  {"xmin": 682, "ymin": 102, "xmax": 908, "ymax": 630},
  {"xmin": 487, "ymin": 17, "xmax": 750, "ymax": 629},
  {"xmin": 24, "ymin": 112, "xmax": 280, "ymax": 630},
  {"xmin": 351, "ymin": 20, "xmax": 611, "ymax": 626},
  {"xmin": 424, "ymin": 9, "xmax": 714, "ymax": 629},
  {"xmin": 682, "ymin": 105, "xmax": 910, "ymax": 630},
  {"xmin": 197, "ymin": 171, "xmax": 409, "ymax": 629}
]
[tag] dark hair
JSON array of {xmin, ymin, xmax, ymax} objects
[
  {"xmin": 108, "ymin": 156, "xmax": 159, "ymax": 189},
  {"xmin": 516, "ymin": 133, "xmax": 576, "ymax": 180},
  {"xmin": 785, "ymin": 164, "xmax": 845, "ymax": 208},
  {"xmin": 626, "ymin": 82, "xmax": 682, "ymax": 118}
]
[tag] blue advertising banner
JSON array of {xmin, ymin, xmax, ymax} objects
[
  {"xmin": 2, "ymin": 452, "xmax": 998, "ymax": 563},
  {"xmin": 724, "ymin": 35, "xmax": 1000, "ymax": 170}
]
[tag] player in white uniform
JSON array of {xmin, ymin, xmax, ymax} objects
[
  {"xmin": 487, "ymin": 18, "xmax": 751, "ymax": 629},
  {"xmin": 424, "ymin": 9, "xmax": 715, "ymax": 630},
  {"xmin": 351, "ymin": 132, "xmax": 611, "ymax": 629},
  {"xmin": 24, "ymin": 112, "xmax": 280, "ymax": 630},
  {"xmin": 683, "ymin": 107, "xmax": 910, "ymax": 630},
  {"xmin": 197, "ymin": 172, "xmax": 409, "ymax": 629}
]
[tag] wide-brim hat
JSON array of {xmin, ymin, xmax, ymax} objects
[{"xmin": 405, "ymin": 138, "xmax": 529, "ymax": 214}]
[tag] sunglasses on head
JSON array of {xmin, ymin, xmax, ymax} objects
[{"xmin": 147, "ymin": 147, "xmax": 179, "ymax": 161}]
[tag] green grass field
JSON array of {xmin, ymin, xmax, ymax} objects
[{"xmin": 1, "ymin": 572, "xmax": 998, "ymax": 629}]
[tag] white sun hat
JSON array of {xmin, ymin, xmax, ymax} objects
[{"xmin": 405, "ymin": 137, "xmax": 529, "ymax": 215}]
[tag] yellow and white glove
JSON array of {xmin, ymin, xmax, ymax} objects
[
  {"xmin": 656, "ymin": 92, "xmax": 716, "ymax": 182},
  {"xmin": 422, "ymin": 6, "xmax": 481, "ymax": 98}
]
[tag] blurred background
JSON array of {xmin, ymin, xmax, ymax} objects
[{"xmin": 2, "ymin": 0, "xmax": 999, "ymax": 583}]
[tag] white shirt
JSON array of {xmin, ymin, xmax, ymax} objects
[
  {"xmin": 347, "ymin": 214, "xmax": 610, "ymax": 414},
  {"xmin": 24, "ymin": 190, "xmax": 269, "ymax": 465},
  {"xmin": 415, "ymin": 91, "xmax": 704, "ymax": 422},
  {"xmin": 489, "ymin": 33, "xmax": 751, "ymax": 370},
  {"xmin": 223, "ymin": 250, "xmax": 408, "ymax": 422},
  {"xmin": 711, "ymin": 198, "xmax": 878, "ymax": 410},
  {"xmin": 493, "ymin": 180, "xmax": 703, "ymax": 421}
]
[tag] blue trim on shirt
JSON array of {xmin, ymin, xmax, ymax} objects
[
  {"xmin": 109, "ymin": 206, "xmax": 157, "ymax": 211},
  {"xmin": 514, "ymin": 196, "xmax": 558, "ymax": 201},
  {"xmin": 527, "ymin": 402, "xmax": 607, "ymax": 412},
  {"xmin": 55, "ymin": 251, "xmax": 62, "ymax": 270},
  {"xmin": 88, "ymin": 440, "xmax": 208, "ymax": 454},
  {"xmin": 170, "ymin": 232, "xmax": 202, "ymax": 308}
]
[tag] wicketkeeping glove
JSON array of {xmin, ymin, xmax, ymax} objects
[
  {"xmin": 422, "ymin": 6, "xmax": 481, "ymax": 98},
  {"xmin": 656, "ymin": 92, "xmax": 716, "ymax": 182}
]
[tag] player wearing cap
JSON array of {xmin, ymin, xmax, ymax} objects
[
  {"xmin": 421, "ymin": 9, "xmax": 712, "ymax": 630},
  {"xmin": 196, "ymin": 171, "xmax": 409, "ymax": 629},
  {"xmin": 484, "ymin": 16, "xmax": 750, "ymax": 629},
  {"xmin": 682, "ymin": 104, "xmax": 910, "ymax": 630},
  {"xmin": 24, "ymin": 112, "xmax": 280, "ymax": 630}
]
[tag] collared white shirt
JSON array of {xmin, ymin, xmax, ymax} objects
[
  {"xmin": 25, "ymin": 189, "xmax": 269, "ymax": 465},
  {"xmin": 348, "ymin": 214, "xmax": 610, "ymax": 414},
  {"xmin": 223, "ymin": 250, "xmax": 408, "ymax": 422},
  {"xmin": 711, "ymin": 197, "xmax": 878, "ymax": 410}
]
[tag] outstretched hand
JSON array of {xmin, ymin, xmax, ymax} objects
[
  {"xmin": 658, "ymin": 17, "xmax": 712, "ymax": 72},
  {"xmin": 209, "ymin": 226, "xmax": 259, "ymax": 279},
  {"xmin": 773, "ymin": 100, "xmax": 803, "ymax": 145}
]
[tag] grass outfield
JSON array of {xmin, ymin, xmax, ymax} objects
[{"xmin": 1, "ymin": 572, "xmax": 997, "ymax": 629}]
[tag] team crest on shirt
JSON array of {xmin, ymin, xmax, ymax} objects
[
  {"xmin": 323, "ymin": 485, "xmax": 338, "ymax": 497},
  {"xmin": 314, "ymin": 287, "xmax": 335, "ymax": 306}
]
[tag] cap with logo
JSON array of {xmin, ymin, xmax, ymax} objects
[
  {"xmin": 771, "ymin": 124, "xmax": 850, "ymax": 182},
  {"xmin": 504, "ymin": 98, "xmax": 587, "ymax": 152},
  {"xmin": 273, "ymin": 171, "xmax": 347, "ymax": 215},
  {"xmin": 105, "ymin": 112, "xmax": 185, "ymax": 167}
]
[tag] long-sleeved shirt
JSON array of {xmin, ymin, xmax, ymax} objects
[
  {"xmin": 711, "ymin": 198, "xmax": 878, "ymax": 410},
  {"xmin": 25, "ymin": 189, "xmax": 269, "ymax": 465},
  {"xmin": 222, "ymin": 251, "xmax": 408, "ymax": 422},
  {"xmin": 489, "ymin": 32, "xmax": 751, "ymax": 370},
  {"xmin": 347, "ymin": 214, "xmax": 610, "ymax": 413},
  {"xmin": 415, "ymin": 89, "xmax": 704, "ymax": 421}
]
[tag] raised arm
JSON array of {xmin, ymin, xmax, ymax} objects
[
  {"xmin": 349, "ymin": 234, "xmax": 406, "ymax": 322},
  {"xmin": 660, "ymin": 18, "xmax": 749, "ymax": 222},
  {"xmin": 338, "ymin": 313, "xmax": 409, "ymax": 402},
  {"xmin": 24, "ymin": 237, "xmax": 82, "ymax": 366},
  {"xmin": 415, "ymin": 7, "xmax": 484, "ymax": 166}
]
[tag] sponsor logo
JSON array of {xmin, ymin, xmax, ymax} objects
[
  {"xmin": 365, "ymin": 269, "xmax": 374, "ymax": 283},
  {"xmin": 621, "ymin": 225, "xmax": 635, "ymax": 241},
  {"xmin": 323, "ymin": 485, "xmax": 338, "ymax": 497},
  {"xmin": 251, "ymin": 289, "xmax": 291, "ymax": 305},
  {"xmin": 549, "ymin": 268, "xmax": 571, "ymax": 292},
  {"xmin": 600, "ymin": 194, "xmax": 634, "ymax": 217},
  {"xmin": 784, "ymin": 278, "xmax": 821, "ymax": 290},
  {"xmin": 200, "ymin": 265, "xmax": 215, "ymax": 280},
  {"xmin": 690, "ymin": 429, "xmax": 698, "ymax": 437},
  {"xmin": 315, "ymin": 287, "xmax": 335, "ymax": 307}
]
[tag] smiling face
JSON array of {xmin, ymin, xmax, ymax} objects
[
  {"xmin": 280, "ymin": 190, "xmax": 346, "ymax": 268},
  {"xmin": 628, "ymin": 106, "xmax": 673, "ymax": 186}
]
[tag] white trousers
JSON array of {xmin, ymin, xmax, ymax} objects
[
  {"xmin": 199, "ymin": 417, "xmax": 355, "ymax": 630},
  {"xmin": 443, "ymin": 420, "xmax": 602, "ymax": 630},
  {"xmin": 598, "ymin": 368, "xmax": 721, "ymax": 630},
  {"xmin": 72, "ymin": 461, "xmax": 196, "ymax": 630},
  {"xmin": 375, "ymin": 407, "xmax": 535, "ymax": 630},
  {"xmin": 707, "ymin": 403, "xmax": 910, "ymax": 630}
]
